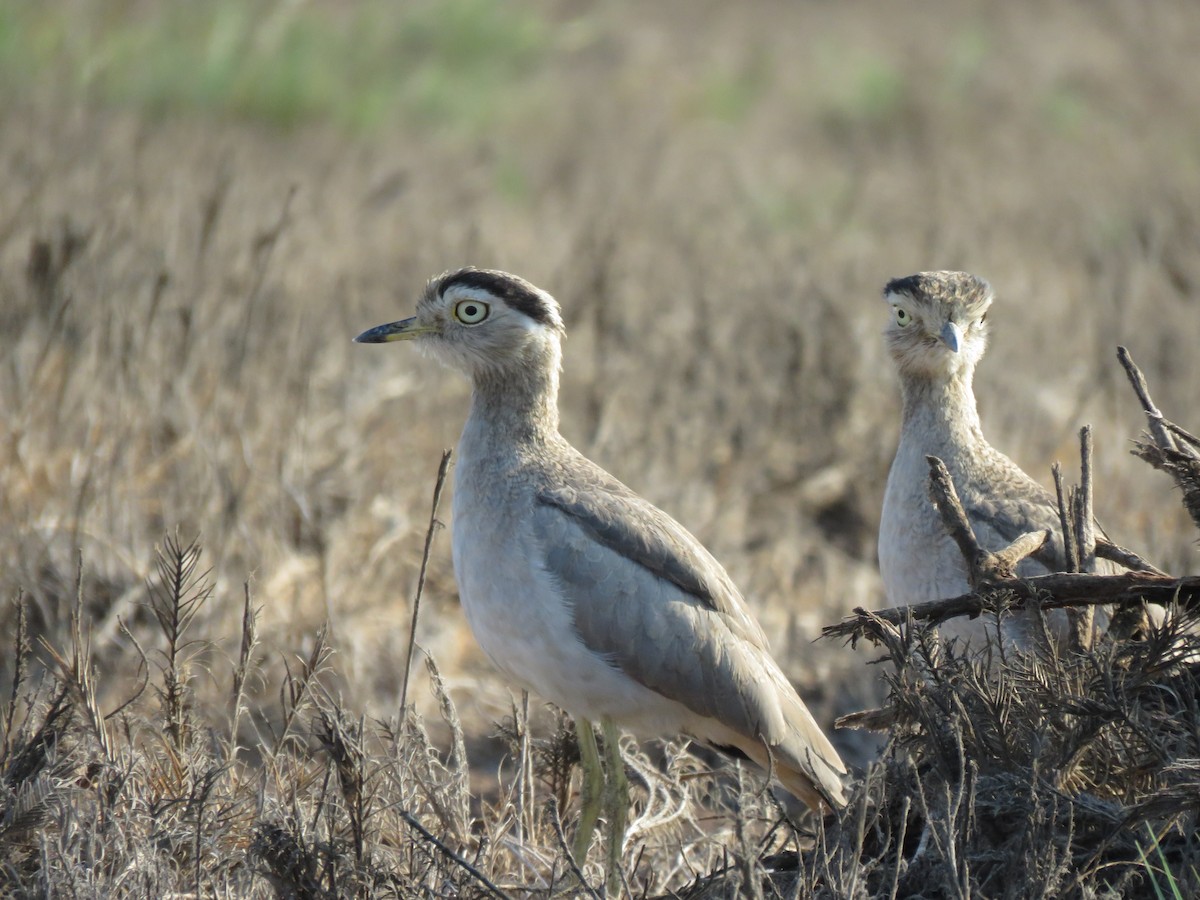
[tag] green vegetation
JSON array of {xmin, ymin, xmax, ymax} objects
[
  {"xmin": 941, "ymin": 26, "xmax": 990, "ymax": 96},
  {"xmin": 1138, "ymin": 824, "xmax": 1191, "ymax": 900},
  {"xmin": 810, "ymin": 45, "xmax": 910, "ymax": 129},
  {"xmin": 1041, "ymin": 82, "xmax": 1091, "ymax": 133},
  {"xmin": 0, "ymin": 0, "xmax": 551, "ymax": 131},
  {"xmin": 692, "ymin": 56, "xmax": 773, "ymax": 124}
]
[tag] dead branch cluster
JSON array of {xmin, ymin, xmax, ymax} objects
[{"xmin": 798, "ymin": 349, "xmax": 1200, "ymax": 899}]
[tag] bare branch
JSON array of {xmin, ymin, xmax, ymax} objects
[
  {"xmin": 1075, "ymin": 427, "xmax": 1097, "ymax": 573},
  {"xmin": 834, "ymin": 706, "xmax": 898, "ymax": 732},
  {"xmin": 989, "ymin": 531, "xmax": 1051, "ymax": 578},
  {"xmin": 1118, "ymin": 346, "xmax": 1179, "ymax": 454},
  {"xmin": 398, "ymin": 809, "xmax": 515, "ymax": 900},
  {"xmin": 926, "ymin": 455, "xmax": 1049, "ymax": 585},
  {"xmin": 824, "ymin": 571, "xmax": 1200, "ymax": 645},
  {"xmin": 926, "ymin": 456, "xmax": 988, "ymax": 586},
  {"xmin": 1120, "ymin": 347, "xmax": 1200, "ymax": 533},
  {"xmin": 1162, "ymin": 419, "xmax": 1200, "ymax": 453},
  {"xmin": 1095, "ymin": 539, "xmax": 1165, "ymax": 575},
  {"xmin": 1052, "ymin": 463, "xmax": 1079, "ymax": 574},
  {"xmin": 1071, "ymin": 427, "xmax": 1097, "ymax": 650}
]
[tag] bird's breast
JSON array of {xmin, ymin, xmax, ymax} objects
[
  {"xmin": 448, "ymin": 464, "xmax": 700, "ymax": 733},
  {"xmin": 879, "ymin": 435, "xmax": 972, "ymax": 605}
]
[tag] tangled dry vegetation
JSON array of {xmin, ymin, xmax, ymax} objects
[
  {"xmin": 0, "ymin": 532, "xmax": 822, "ymax": 898},
  {"xmin": 803, "ymin": 358, "xmax": 1200, "ymax": 900},
  {"xmin": 3, "ymin": 362, "xmax": 1199, "ymax": 898}
]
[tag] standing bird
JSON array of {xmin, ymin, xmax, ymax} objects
[
  {"xmin": 878, "ymin": 271, "xmax": 1113, "ymax": 649},
  {"xmin": 355, "ymin": 268, "xmax": 847, "ymax": 882}
]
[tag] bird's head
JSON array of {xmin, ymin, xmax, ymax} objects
[
  {"xmin": 354, "ymin": 267, "xmax": 566, "ymax": 381},
  {"xmin": 882, "ymin": 271, "xmax": 993, "ymax": 382}
]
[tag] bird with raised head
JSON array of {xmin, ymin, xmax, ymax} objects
[
  {"xmin": 878, "ymin": 271, "xmax": 1118, "ymax": 650},
  {"xmin": 355, "ymin": 267, "xmax": 847, "ymax": 886}
]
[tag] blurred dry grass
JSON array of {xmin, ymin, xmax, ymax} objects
[{"xmin": 1, "ymin": 0, "xmax": 1199, "ymax": 895}]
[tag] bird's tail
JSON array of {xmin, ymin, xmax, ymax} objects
[{"xmin": 735, "ymin": 736, "xmax": 848, "ymax": 812}]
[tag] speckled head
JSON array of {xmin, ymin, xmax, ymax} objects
[
  {"xmin": 882, "ymin": 271, "xmax": 993, "ymax": 382},
  {"xmin": 355, "ymin": 267, "xmax": 565, "ymax": 379}
]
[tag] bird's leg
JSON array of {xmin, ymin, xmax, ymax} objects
[
  {"xmin": 573, "ymin": 717, "xmax": 603, "ymax": 864},
  {"xmin": 600, "ymin": 716, "xmax": 628, "ymax": 897}
]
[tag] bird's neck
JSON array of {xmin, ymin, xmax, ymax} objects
[
  {"xmin": 899, "ymin": 369, "xmax": 984, "ymax": 447},
  {"xmin": 464, "ymin": 361, "xmax": 562, "ymax": 450}
]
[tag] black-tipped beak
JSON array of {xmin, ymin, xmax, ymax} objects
[
  {"xmin": 353, "ymin": 316, "xmax": 430, "ymax": 343},
  {"xmin": 939, "ymin": 321, "xmax": 963, "ymax": 353}
]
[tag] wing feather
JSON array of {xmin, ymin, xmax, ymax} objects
[
  {"xmin": 958, "ymin": 449, "xmax": 1117, "ymax": 575},
  {"xmin": 537, "ymin": 473, "xmax": 769, "ymax": 650},
  {"xmin": 530, "ymin": 459, "xmax": 846, "ymax": 799}
]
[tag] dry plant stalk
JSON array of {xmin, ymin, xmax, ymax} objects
[
  {"xmin": 400, "ymin": 448, "xmax": 453, "ymax": 715},
  {"xmin": 1120, "ymin": 346, "xmax": 1200, "ymax": 531}
]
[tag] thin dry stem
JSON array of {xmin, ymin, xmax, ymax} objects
[{"xmin": 401, "ymin": 449, "xmax": 453, "ymax": 715}]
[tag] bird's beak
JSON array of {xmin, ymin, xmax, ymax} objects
[
  {"xmin": 353, "ymin": 316, "xmax": 430, "ymax": 343},
  {"xmin": 939, "ymin": 321, "xmax": 963, "ymax": 353}
]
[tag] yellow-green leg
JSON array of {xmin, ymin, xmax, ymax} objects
[
  {"xmin": 573, "ymin": 718, "xmax": 604, "ymax": 864},
  {"xmin": 600, "ymin": 717, "xmax": 628, "ymax": 898}
]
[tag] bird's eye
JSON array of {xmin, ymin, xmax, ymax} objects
[
  {"xmin": 894, "ymin": 307, "xmax": 912, "ymax": 327},
  {"xmin": 454, "ymin": 300, "xmax": 490, "ymax": 325}
]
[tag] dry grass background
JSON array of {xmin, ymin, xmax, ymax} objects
[{"xmin": 1, "ymin": 0, "xmax": 1199, "ymax": 895}]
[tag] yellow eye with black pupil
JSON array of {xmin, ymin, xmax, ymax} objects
[
  {"xmin": 454, "ymin": 300, "xmax": 489, "ymax": 324},
  {"xmin": 895, "ymin": 307, "xmax": 912, "ymax": 327}
]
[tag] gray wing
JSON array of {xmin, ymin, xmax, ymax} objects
[
  {"xmin": 531, "ymin": 460, "xmax": 843, "ymax": 772},
  {"xmin": 959, "ymin": 448, "xmax": 1115, "ymax": 574},
  {"xmin": 536, "ymin": 466, "xmax": 769, "ymax": 650}
]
